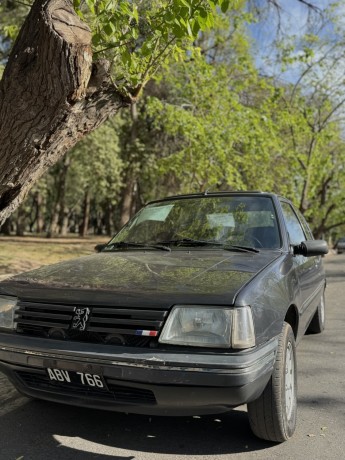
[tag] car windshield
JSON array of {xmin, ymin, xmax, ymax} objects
[{"xmin": 107, "ymin": 195, "xmax": 282, "ymax": 250}]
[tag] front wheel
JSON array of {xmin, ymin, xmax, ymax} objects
[{"xmin": 247, "ymin": 322, "xmax": 297, "ymax": 442}]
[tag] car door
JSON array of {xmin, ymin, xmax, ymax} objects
[{"xmin": 280, "ymin": 201, "xmax": 322, "ymax": 333}]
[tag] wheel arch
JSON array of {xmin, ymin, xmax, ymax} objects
[{"xmin": 284, "ymin": 305, "xmax": 299, "ymax": 339}]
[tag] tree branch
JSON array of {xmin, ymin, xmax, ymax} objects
[{"xmin": 0, "ymin": 0, "xmax": 130, "ymax": 225}]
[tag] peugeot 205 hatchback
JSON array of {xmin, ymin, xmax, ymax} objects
[{"xmin": 0, "ymin": 192, "xmax": 328, "ymax": 442}]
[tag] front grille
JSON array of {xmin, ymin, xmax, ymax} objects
[
  {"xmin": 15, "ymin": 300, "xmax": 168, "ymax": 347},
  {"xmin": 16, "ymin": 370, "xmax": 156, "ymax": 405}
]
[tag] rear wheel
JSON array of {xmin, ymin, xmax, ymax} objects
[
  {"xmin": 247, "ymin": 322, "xmax": 297, "ymax": 442},
  {"xmin": 307, "ymin": 292, "xmax": 325, "ymax": 334}
]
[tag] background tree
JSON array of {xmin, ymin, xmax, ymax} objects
[{"xmin": 268, "ymin": 9, "xmax": 345, "ymax": 238}]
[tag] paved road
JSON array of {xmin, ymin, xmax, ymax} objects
[{"xmin": 0, "ymin": 255, "xmax": 344, "ymax": 460}]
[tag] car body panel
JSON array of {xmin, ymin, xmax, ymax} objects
[
  {"xmin": 0, "ymin": 251, "xmax": 280, "ymax": 307},
  {"xmin": 334, "ymin": 238, "xmax": 345, "ymax": 253},
  {"xmin": 235, "ymin": 252, "xmax": 325, "ymax": 344},
  {"xmin": 0, "ymin": 332, "xmax": 278, "ymax": 415}
]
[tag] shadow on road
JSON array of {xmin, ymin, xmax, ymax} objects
[{"xmin": 0, "ymin": 384, "xmax": 276, "ymax": 459}]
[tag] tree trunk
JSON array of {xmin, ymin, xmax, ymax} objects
[
  {"xmin": 105, "ymin": 201, "xmax": 114, "ymax": 236},
  {"xmin": 35, "ymin": 192, "xmax": 45, "ymax": 234},
  {"xmin": 79, "ymin": 190, "xmax": 90, "ymax": 237},
  {"xmin": 119, "ymin": 176, "xmax": 136, "ymax": 227},
  {"xmin": 60, "ymin": 210, "xmax": 69, "ymax": 236},
  {"xmin": 57, "ymin": 155, "xmax": 71, "ymax": 236},
  {"xmin": 16, "ymin": 209, "xmax": 26, "ymax": 236},
  {"xmin": 47, "ymin": 155, "xmax": 70, "ymax": 237},
  {"xmin": 0, "ymin": 0, "xmax": 130, "ymax": 226},
  {"xmin": 0, "ymin": 217, "xmax": 12, "ymax": 235},
  {"xmin": 48, "ymin": 204, "xmax": 60, "ymax": 238},
  {"xmin": 119, "ymin": 102, "xmax": 139, "ymax": 227}
]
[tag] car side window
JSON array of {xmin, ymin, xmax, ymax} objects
[
  {"xmin": 295, "ymin": 208, "xmax": 314, "ymax": 240},
  {"xmin": 280, "ymin": 202, "xmax": 306, "ymax": 245}
]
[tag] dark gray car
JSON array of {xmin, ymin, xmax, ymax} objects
[
  {"xmin": 0, "ymin": 192, "xmax": 328, "ymax": 442},
  {"xmin": 334, "ymin": 237, "xmax": 345, "ymax": 254}
]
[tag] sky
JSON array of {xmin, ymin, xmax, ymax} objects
[{"xmin": 248, "ymin": 0, "xmax": 338, "ymax": 82}]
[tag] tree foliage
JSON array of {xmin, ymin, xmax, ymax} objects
[
  {"xmin": 1, "ymin": 0, "xmax": 345, "ymax": 240},
  {"xmin": 71, "ymin": 0, "xmax": 239, "ymax": 97}
]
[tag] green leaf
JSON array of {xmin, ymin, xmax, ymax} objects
[
  {"xmin": 92, "ymin": 33, "xmax": 102, "ymax": 46},
  {"xmin": 221, "ymin": 0, "xmax": 230, "ymax": 13},
  {"xmin": 180, "ymin": 6, "xmax": 190, "ymax": 19},
  {"xmin": 85, "ymin": 0, "xmax": 95, "ymax": 14},
  {"xmin": 103, "ymin": 22, "xmax": 115, "ymax": 36},
  {"xmin": 172, "ymin": 24, "xmax": 185, "ymax": 39},
  {"xmin": 164, "ymin": 11, "xmax": 175, "ymax": 23},
  {"xmin": 205, "ymin": 12, "xmax": 214, "ymax": 28},
  {"xmin": 186, "ymin": 20, "xmax": 193, "ymax": 37},
  {"xmin": 120, "ymin": 1, "xmax": 131, "ymax": 16},
  {"xmin": 192, "ymin": 19, "xmax": 201, "ymax": 36},
  {"xmin": 132, "ymin": 6, "xmax": 139, "ymax": 22},
  {"xmin": 141, "ymin": 41, "xmax": 153, "ymax": 57},
  {"xmin": 121, "ymin": 49, "xmax": 131, "ymax": 65}
]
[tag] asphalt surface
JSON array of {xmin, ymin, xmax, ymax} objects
[{"xmin": 0, "ymin": 254, "xmax": 344, "ymax": 460}]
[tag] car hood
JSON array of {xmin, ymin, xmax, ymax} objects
[{"xmin": 0, "ymin": 250, "xmax": 280, "ymax": 308}]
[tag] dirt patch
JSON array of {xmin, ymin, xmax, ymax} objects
[{"xmin": 0, "ymin": 236, "xmax": 108, "ymax": 276}]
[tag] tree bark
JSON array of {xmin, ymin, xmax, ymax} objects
[
  {"xmin": 0, "ymin": 0, "xmax": 130, "ymax": 226},
  {"xmin": 104, "ymin": 201, "xmax": 114, "ymax": 236},
  {"xmin": 79, "ymin": 189, "xmax": 90, "ymax": 237},
  {"xmin": 57, "ymin": 155, "xmax": 71, "ymax": 235},
  {"xmin": 34, "ymin": 192, "xmax": 45, "ymax": 233},
  {"xmin": 16, "ymin": 208, "xmax": 26, "ymax": 236},
  {"xmin": 48, "ymin": 203, "xmax": 60, "ymax": 238},
  {"xmin": 0, "ymin": 217, "xmax": 12, "ymax": 235},
  {"xmin": 47, "ymin": 155, "xmax": 70, "ymax": 236},
  {"xmin": 119, "ymin": 102, "xmax": 139, "ymax": 227},
  {"xmin": 119, "ymin": 176, "xmax": 136, "ymax": 227}
]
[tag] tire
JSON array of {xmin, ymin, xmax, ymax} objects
[
  {"xmin": 247, "ymin": 322, "xmax": 297, "ymax": 442},
  {"xmin": 307, "ymin": 292, "xmax": 325, "ymax": 334}
]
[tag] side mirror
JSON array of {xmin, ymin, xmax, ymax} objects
[
  {"xmin": 293, "ymin": 240, "xmax": 328, "ymax": 257},
  {"xmin": 94, "ymin": 243, "xmax": 107, "ymax": 252}
]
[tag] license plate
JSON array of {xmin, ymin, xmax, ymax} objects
[{"xmin": 47, "ymin": 368, "xmax": 106, "ymax": 389}]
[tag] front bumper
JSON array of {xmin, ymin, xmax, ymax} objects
[{"xmin": 0, "ymin": 334, "xmax": 278, "ymax": 415}]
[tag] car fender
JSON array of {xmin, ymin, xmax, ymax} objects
[{"xmin": 234, "ymin": 253, "xmax": 301, "ymax": 346}]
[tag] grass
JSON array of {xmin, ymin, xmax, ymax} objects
[{"xmin": 0, "ymin": 236, "xmax": 109, "ymax": 277}]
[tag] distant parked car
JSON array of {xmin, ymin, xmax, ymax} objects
[
  {"xmin": 0, "ymin": 192, "xmax": 328, "ymax": 442},
  {"xmin": 334, "ymin": 237, "xmax": 345, "ymax": 254}
]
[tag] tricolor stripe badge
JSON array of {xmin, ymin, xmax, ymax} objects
[{"xmin": 135, "ymin": 330, "xmax": 158, "ymax": 337}]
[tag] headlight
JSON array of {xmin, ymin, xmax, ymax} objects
[
  {"xmin": 159, "ymin": 305, "xmax": 255, "ymax": 349},
  {"xmin": 0, "ymin": 295, "xmax": 17, "ymax": 330}
]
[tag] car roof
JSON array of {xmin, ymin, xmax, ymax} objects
[{"xmin": 148, "ymin": 191, "xmax": 283, "ymax": 205}]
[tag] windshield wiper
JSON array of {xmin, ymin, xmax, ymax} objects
[
  {"xmin": 155, "ymin": 238, "xmax": 260, "ymax": 253},
  {"xmin": 158, "ymin": 238, "xmax": 223, "ymax": 247},
  {"xmin": 105, "ymin": 241, "xmax": 171, "ymax": 252},
  {"xmin": 222, "ymin": 244, "xmax": 260, "ymax": 253}
]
